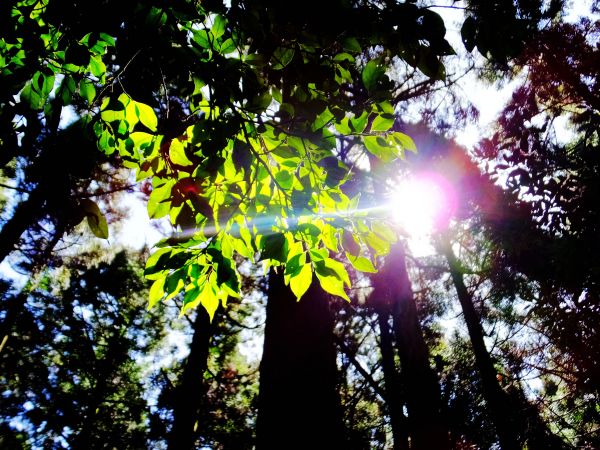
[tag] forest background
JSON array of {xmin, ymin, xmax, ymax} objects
[{"xmin": 0, "ymin": 0, "xmax": 599, "ymax": 449}]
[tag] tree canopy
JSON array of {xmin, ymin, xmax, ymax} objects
[{"xmin": 1, "ymin": 0, "xmax": 599, "ymax": 449}]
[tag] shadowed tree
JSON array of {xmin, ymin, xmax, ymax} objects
[
  {"xmin": 256, "ymin": 270, "xmax": 345, "ymax": 449},
  {"xmin": 372, "ymin": 243, "xmax": 450, "ymax": 450},
  {"xmin": 0, "ymin": 250, "xmax": 166, "ymax": 449}
]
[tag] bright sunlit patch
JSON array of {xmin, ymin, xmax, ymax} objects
[{"xmin": 389, "ymin": 173, "xmax": 456, "ymax": 239}]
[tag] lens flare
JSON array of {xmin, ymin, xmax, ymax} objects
[{"xmin": 389, "ymin": 173, "xmax": 456, "ymax": 237}]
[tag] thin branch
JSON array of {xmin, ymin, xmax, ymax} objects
[
  {"xmin": 0, "ymin": 182, "xmax": 32, "ymax": 194},
  {"xmin": 335, "ymin": 335, "xmax": 387, "ymax": 401}
]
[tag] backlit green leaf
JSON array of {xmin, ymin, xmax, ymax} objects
[
  {"xmin": 362, "ymin": 59, "xmax": 385, "ymax": 92},
  {"xmin": 169, "ymin": 139, "xmax": 193, "ymax": 166},
  {"xmin": 79, "ymin": 78, "xmax": 96, "ymax": 103},
  {"xmin": 363, "ymin": 136, "xmax": 399, "ymax": 162},
  {"xmin": 371, "ymin": 114, "xmax": 394, "ymax": 132},
  {"xmin": 290, "ymin": 263, "xmax": 312, "ymax": 300},
  {"xmin": 346, "ymin": 253, "xmax": 377, "ymax": 273},
  {"xmin": 212, "ymin": 15, "xmax": 227, "ymax": 39},
  {"xmin": 80, "ymin": 199, "xmax": 109, "ymax": 239},
  {"xmin": 135, "ymin": 102, "xmax": 158, "ymax": 132},
  {"xmin": 148, "ymin": 277, "xmax": 166, "ymax": 309},
  {"xmin": 314, "ymin": 260, "xmax": 350, "ymax": 301}
]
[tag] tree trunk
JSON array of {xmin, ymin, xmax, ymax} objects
[
  {"xmin": 0, "ymin": 293, "xmax": 25, "ymax": 354},
  {"xmin": 375, "ymin": 243, "xmax": 450, "ymax": 450},
  {"xmin": 376, "ymin": 309, "xmax": 409, "ymax": 450},
  {"xmin": 0, "ymin": 188, "xmax": 44, "ymax": 264},
  {"xmin": 439, "ymin": 237, "xmax": 521, "ymax": 450},
  {"xmin": 167, "ymin": 307, "xmax": 213, "ymax": 450},
  {"xmin": 256, "ymin": 270, "xmax": 345, "ymax": 449}
]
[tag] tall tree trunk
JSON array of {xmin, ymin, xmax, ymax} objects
[
  {"xmin": 256, "ymin": 270, "xmax": 345, "ymax": 449},
  {"xmin": 376, "ymin": 309, "xmax": 409, "ymax": 450},
  {"xmin": 374, "ymin": 243, "xmax": 450, "ymax": 450},
  {"xmin": 439, "ymin": 237, "xmax": 521, "ymax": 450},
  {"xmin": 0, "ymin": 188, "xmax": 44, "ymax": 264},
  {"xmin": 0, "ymin": 293, "xmax": 25, "ymax": 354},
  {"xmin": 167, "ymin": 307, "xmax": 213, "ymax": 450},
  {"xmin": 0, "ymin": 99, "xmax": 65, "ymax": 265}
]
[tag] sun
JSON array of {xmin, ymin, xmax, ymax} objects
[{"xmin": 389, "ymin": 173, "xmax": 456, "ymax": 239}]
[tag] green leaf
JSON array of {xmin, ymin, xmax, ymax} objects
[
  {"xmin": 333, "ymin": 52, "xmax": 355, "ymax": 63},
  {"xmin": 290, "ymin": 263, "xmax": 312, "ymax": 300},
  {"xmin": 309, "ymin": 247, "xmax": 328, "ymax": 262},
  {"xmin": 148, "ymin": 277, "xmax": 166, "ymax": 309},
  {"xmin": 363, "ymin": 136, "xmax": 399, "ymax": 162},
  {"xmin": 192, "ymin": 29, "xmax": 211, "ymax": 49},
  {"xmin": 169, "ymin": 139, "xmax": 193, "ymax": 166},
  {"xmin": 201, "ymin": 286, "xmax": 220, "ymax": 320},
  {"xmin": 99, "ymin": 32, "xmax": 116, "ymax": 47},
  {"xmin": 79, "ymin": 78, "xmax": 96, "ymax": 103},
  {"xmin": 312, "ymin": 107, "xmax": 334, "ymax": 131},
  {"xmin": 350, "ymin": 111, "xmax": 369, "ymax": 134},
  {"xmin": 89, "ymin": 55, "xmax": 106, "ymax": 78},
  {"xmin": 272, "ymin": 46, "xmax": 295, "ymax": 70},
  {"xmin": 314, "ymin": 260, "xmax": 350, "ymax": 301},
  {"xmin": 135, "ymin": 102, "xmax": 158, "ymax": 132},
  {"xmin": 417, "ymin": 47, "xmax": 445, "ymax": 81},
  {"xmin": 245, "ymin": 53, "xmax": 266, "ymax": 67},
  {"xmin": 148, "ymin": 180, "xmax": 174, "ymax": 219},
  {"xmin": 59, "ymin": 76, "xmax": 77, "ymax": 105},
  {"xmin": 248, "ymin": 91, "xmax": 272, "ymax": 112},
  {"xmin": 371, "ymin": 221, "xmax": 397, "ymax": 243},
  {"xmin": 80, "ymin": 199, "xmax": 109, "ymax": 239},
  {"xmin": 365, "ymin": 231, "xmax": 391, "ymax": 256},
  {"xmin": 182, "ymin": 285, "xmax": 201, "ymax": 314},
  {"xmin": 260, "ymin": 233, "xmax": 288, "ymax": 262},
  {"xmin": 335, "ymin": 117, "xmax": 352, "ymax": 135},
  {"xmin": 274, "ymin": 170, "xmax": 294, "ymax": 190},
  {"xmin": 182, "ymin": 278, "xmax": 221, "ymax": 320},
  {"xmin": 219, "ymin": 38, "xmax": 236, "ymax": 54},
  {"xmin": 341, "ymin": 37, "xmax": 361, "ymax": 52},
  {"xmin": 371, "ymin": 114, "xmax": 395, "ymax": 132},
  {"xmin": 165, "ymin": 269, "xmax": 186, "ymax": 300},
  {"xmin": 323, "ymin": 257, "xmax": 350, "ymax": 287},
  {"xmin": 145, "ymin": 248, "xmax": 173, "ymax": 275},
  {"xmin": 341, "ymin": 229, "xmax": 360, "ymax": 255},
  {"xmin": 20, "ymin": 81, "xmax": 43, "ymax": 110},
  {"xmin": 362, "ymin": 59, "xmax": 385, "ymax": 92},
  {"xmin": 212, "ymin": 15, "xmax": 227, "ymax": 39},
  {"xmin": 391, "ymin": 132, "xmax": 417, "ymax": 153},
  {"xmin": 130, "ymin": 132, "xmax": 155, "ymax": 151},
  {"xmin": 346, "ymin": 253, "xmax": 377, "ymax": 273},
  {"xmin": 38, "ymin": 70, "xmax": 55, "ymax": 99}
]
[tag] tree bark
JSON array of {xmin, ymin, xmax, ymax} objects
[
  {"xmin": 374, "ymin": 243, "xmax": 450, "ymax": 450},
  {"xmin": 439, "ymin": 237, "xmax": 521, "ymax": 450},
  {"xmin": 167, "ymin": 307, "xmax": 213, "ymax": 450},
  {"xmin": 0, "ymin": 188, "xmax": 45, "ymax": 265},
  {"xmin": 376, "ymin": 309, "xmax": 409, "ymax": 450},
  {"xmin": 256, "ymin": 270, "xmax": 345, "ymax": 449},
  {"xmin": 0, "ymin": 292, "xmax": 26, "ymax": 354}
]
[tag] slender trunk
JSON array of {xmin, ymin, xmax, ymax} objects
[
  {"xmin": 376, "ymin": 309, "xmax": 409, "ymax": 450},
  {"xmin": 167, "ymin": 307, "xmax": 213, "ymax": 450},
  {"xmin": 72, "ymin": 379, "xmax": 108, "ymax": 448},
  {"xmin": 256, "ymin": 270, "xmax": 345, "ymax": 449},
  {"xmin": 376, "ymin": 243, "xmax": 450, "ymax": 450},
  {"xmin": 0, "ymin": 188, "xmax": 45, "ymax": 264},
  {"xmin": 69, "ymin": 294, "xmax": 110, "ymax": 449},
  {"xmin": 0, "ymin": 98, "xmax": 65, "ymax": 265},
  {"xmin": 439, "ymin": 237, "xmax": 521, "ymax": 450},
  {"xmin": 0, "ymin": 293, "xmax": 25, "ymax": 354}
]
